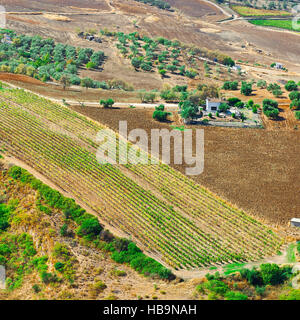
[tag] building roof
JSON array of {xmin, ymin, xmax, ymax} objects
[{"xmin": 206, "ymin": 98, "xmax": 223, "ymax": 103}]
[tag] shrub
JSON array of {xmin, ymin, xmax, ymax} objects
[
  {"xmin": 225, "ymin": 291, "xmax": 248, "ymax": 300},
  {"xmin": 223, "ymin": 81, "xmax": 238, "ymax": 90},
  {"xmin": 289, "ymin": 91, "xmax": 300, "ymax": 101},
  {"xmin": 32, "ymin": 284, "xmax": 41, "ymax": 293},
  {"xmin": 54, "ymin": 262, "xmax": 65, "ymax": 272},
  {"xmin": 77, "ymin": 218, "xmax": 102, "ymax": 239},
  {"xmin": 290, "ymin": 99, "xmax": 300, "ymax": 110},
  {"xmin": 260, "ymin": 263, "xmax": 292, "ymax": 285},
  {"xmin": 227, "ymin": 97, "xmax": 241, "ymax": 106},
  {"xmin": 41, "ymin": 271, "xmax": 58, "ymax": 284},
  {"xmin": 257, "ymin": 80, "xmax": 267, "ymax": 89},
  {"xmin": 219, "ymin": 103, "xmax": 230, "ymax": 113},
  {"xmin": 100, "ymin": 98, "xmax": 114, "ymax": 108},
  {"xmin": 241, "ymin": 81, "xmax": 252, "ymax": 96},
  {"xmin": 295, "ymin": 111, "xmax": 300, "ymax": 120},
  {"xmin": 285, "ymin": 80, "xmax": 298, "ymax": 92}
]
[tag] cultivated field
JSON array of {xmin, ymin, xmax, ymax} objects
[
  {"xmin": 70, "ymin": 105, "xmax": 300, "ymax": 230},
  {"xmin": 250, "ymin": 19, "xmax": 300, "ymax": 32},
  {"xmin": 231, "ymin": 5, "xmax": 291, "ymax": 17},
  {"xmin": 0, "ymin": 88, "xmax": 284, "ymax": 271}
]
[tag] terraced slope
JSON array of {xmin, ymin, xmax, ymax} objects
[{"xmin": 0, "ymin": 88, "xmax": 283, "ymax": 270}]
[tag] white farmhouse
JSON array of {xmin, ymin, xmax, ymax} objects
[
  {"xmin": 205, "ymin": 98, "xmax": 223, "ymax": 113},
  {"xmin": 290, "ymin": 218, "xmax": 300, "ymax": 228},
  {"xmin": 275, "ymin": 62, "xmax": 283, "ymax": 70}
]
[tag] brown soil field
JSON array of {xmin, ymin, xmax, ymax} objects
[
  {"xmin": 166, "ymin": 0, "xmax": 224, "ymax": 20},
  {"xmin": 69, "ymin": 105, "xmax": 300, "ymax": 232}
]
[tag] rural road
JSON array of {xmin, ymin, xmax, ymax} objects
[{"xmin": 1, "ymin": 81, "xmax": 179, "ymax": 110}]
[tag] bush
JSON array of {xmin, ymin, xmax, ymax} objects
[
  {"xmin": 257, "ymin": 80, "xmax": 267, "ymax": 89},
  {"xmin": 289, "ymin": 91, "xmax": 300, "ymax": 101},
  {"xmin": 263, "ymin": 99, "xmax": 279, "ymax": 118},
  {"xmin": 227, "ymin": 97, "xmax": 241, "ymax": 106},
  {"xmin": 225, "ymin": 291, "xmax": 248, "ymax": 300},
  {"xmin": 32, "ymin": 284, "xmax": 41, "ymax": 293},
  {"xmin": 54, "ymin": 262, "xmax": 65, "ymax": 272},
  {"xmin": 241, "ymin": 263, "xmax": 292, "ymax": 286},
  {"xmin": 223, "ymin": 81, "xmax": 238, "ymax": 90},
  {"xmin": 260, "ymin": 263, "xmax": 292, "ymax": 286},
  {"xmin": 241, "ymin": 81, "xmax": 252, "ymax": 96},
  {"xmin": 77, "ymin": 218, "xmax": 102, "ymax": 239},
  {"xmin": 219, "ymin": 103, "xmax": 230, "ymax": 113},
  {"xmin": 285, "ymin": 80, "xmax": 298, "ymax": 92},
  {"xmin": 295, "ymin": 111, "xmax": 300, "ymax": 120},
  {"xmin": 41, "ymin": 271, "xmax": 58, "ymax": 284},
  {"xmin": 100, "ymin": 98, "xmax": 114, "ymax": 108}
]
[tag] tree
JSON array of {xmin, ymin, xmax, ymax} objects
[
  {"xmin": 100, "ymin": 98, "xmax": 115, "ymax": 108},
  {"xmin": 263, "ymin": 99, "xmax": 279, "ymax": 118},
  {"xmin": 257, "ymin": 80, "xmax": 267, "ymax": 89},
  {"xmin": 159, "ymin": 69, "xmax": 166, "ymax": 78},
  {"xmin": 219, "ymin": 103, "xmax": 230, "ymax": 113},
  {"xmin": 289, "ymin": 91, "xmax": 300, "ymax": 101},
  {"xmin": 152, "ymin": 105, "xmax": 170, "ymax": 122},
  {"xmin": 80, "ymin": 77, "xmax": 94, "ymax": 90},
  {"xmin": 241, "ymin": 81, "xmax": 252, "ymax": 96},
  {"xmin": 290, "ymin": 99, "xmax": 300, "ymax": 110},
  {"xmin": 285, "ymin": 80, "xmax": 298, "ymax": 92},
  {"xmin": 59, "ymin": 74, "xmax": 71, "ymax": 90},
  {"xmin": 77, "ymin": 218, "xmax": 102, "ymax": 238}
]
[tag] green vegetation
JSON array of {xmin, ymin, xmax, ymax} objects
[
  {"xmin": 196, "ymin": 273, "xmax": 248, "ymax": 300},
  {"xmin": 0, "ymin": 232, "xmax": 38, "ymax": 290},
  {"xmin": 100, "ymin": 98, "xmax": 115, "ymax": 108},
  {"xmin": 223, "ymin": 81, "xmax": 238, "ymax": 90},
  {"xmin": 0, "ymin": 89, "xmax": 283, "ymax": 270},
  {"xmin": 152, "ymin": 104, "xmax": 171, "ymax": 122},
  {"xmin": 285, "ymin": 80, "xmax": 298, "ymax": 92},
  {"xmin": 7, "ymin": 165, "xmax": 173, "ymax": 279},
  {"xmin": 232, "ymin": 5, "xmax": 290, "ymax": 17},
  {"xmin": 241, "ymin": 81, "xmax": 253, "ymax": 96},
  {"xmin": 133, "ymin": 0, "xmax": 172, "ymax": 11},
  {"xmin": 263, "ymin": 99, "xmax": 279, "ymax": 118},
  {"xmin": 250, "ymin": 20, "xmax": 299, "ymax": 32},
  {"xmin": 286, "ymin": 243, "xmax": 296, "ymax": 263},
  {"xmin": 113, "ymin": 31, "xmax": 235, "ymax": 80},
  {"xmin": 0, "ymin": 29, "xmax": 107, "ymax": 89},
  {"xmin": 240, "ymin": 263, "xmax": 292, "ymax": 286}
]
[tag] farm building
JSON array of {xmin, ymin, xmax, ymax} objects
[
  {"xmin": 205, "ymin": 98, "xmax": 223, "ymax": 113},
  {"xmin": 231, "ymin": 65, "xmax": 241, "ymax": 71},
  {"xmin": 290, "ymin": 218, "xmax": 300, "ymax": 228},
  {"xmin": 275, "ymin": 62, "xmax": 284, "ymax": 70}
]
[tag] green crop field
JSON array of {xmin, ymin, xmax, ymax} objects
[
  {"xmin": 0, "ymin": 88, "xmax": 283, "ymax": 271},
  {"xmin": 231, "ymin": 5, "xmax": 290, "ymax": 17},
  {"xmin": 250, "ymin": 19, "xmax": 300, "ymax": 32}
]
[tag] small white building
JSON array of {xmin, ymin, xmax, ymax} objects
[
  {"xmin": 275, "ymin": 62, "xmax": 283, "ymax": 70},
  {"xmin": 205, "ymin": 98, "xmax": 223, "ymax": 113},
  {"xmin": 290, "ymin": 218, "xmax": 300, "ymax": 228},
  {"xmin": 231, "ymin": 65, "xmax": 241, "ymax": 71}
]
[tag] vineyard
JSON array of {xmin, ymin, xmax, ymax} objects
[{"xmin": 0, "ymin": 88, "xmax": 283, "ymax": 271}]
